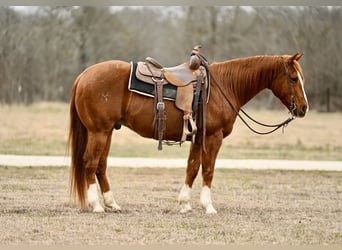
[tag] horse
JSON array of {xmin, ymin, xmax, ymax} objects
[{"xmin": 68, "ymin": 53, "xmax": 308, "ymax": 214}]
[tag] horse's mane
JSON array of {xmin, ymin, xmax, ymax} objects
[
  {"xmin": 211, "ymin": 56, "xmax": 285, "ymax": 88},
  {"xmin": 209, "ymin": 55, "xmax": 285, "ymax": 105}
]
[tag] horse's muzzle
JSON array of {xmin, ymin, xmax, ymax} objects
[{"xmin": 293, "ymin": 105, "xmax": 308, "ymax": 118}]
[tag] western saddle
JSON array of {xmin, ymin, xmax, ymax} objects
[{"xmin": 135, "ymin": 45, "xmax": 209, "ymax": 150}]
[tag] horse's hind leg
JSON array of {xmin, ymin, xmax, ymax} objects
[
  {"xmin": 96, "ymin": 131, "xmax": 121, "ymax": 211},
  {"xmin": 84, "ymin": 132, "xmax": 108, "ymax": 212}
]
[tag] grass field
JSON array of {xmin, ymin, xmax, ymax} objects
[
  {"xmin": 0, "ymin": 102, "xmax": 341, "ymax": 160},
  {"xmin": 0, "ymin": 166, "xmax": 341, "ymax": 245}
]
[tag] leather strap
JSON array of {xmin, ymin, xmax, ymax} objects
[
  {"xmin": 201, "ymin": 71, "xmax": 207, "ymax": 153},
  {"xmin": 145, "ymin": 59, "xmax": 167, "ymax": 150},
  {"xmin": 192, "ymin": 74, "xmax": 203, "ymax": 117},
  {"xmin": 191, "ymin": 70, "xmax": 207, "ymax": 153},
  {"xmin": 155, "ymin": 79, "xmax": 166, "ymax": 150}
]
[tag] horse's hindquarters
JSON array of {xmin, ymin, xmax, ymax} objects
[{"xmin": 75, "ymin": 60, "xmax": 132, "ymax": 133}]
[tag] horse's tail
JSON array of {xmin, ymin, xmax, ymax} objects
[{"xmin": 67, "ymin": 75, "xmax": 87, "ymax": 209}]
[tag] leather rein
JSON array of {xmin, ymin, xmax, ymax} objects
[{"xmin": 210, "ymin": 60, "xmax": 296, "ymax": 135}]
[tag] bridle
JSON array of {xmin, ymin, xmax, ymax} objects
[
  {"xmin": 210, "ymin": 59, "xmax": 297, "ymax": 135},
  {"xmin": 283, "ymin": 59, "xmax": 298, "ymax": 116}
]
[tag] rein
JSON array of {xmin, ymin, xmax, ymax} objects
[
  {"xmin": 209, "ymin": 62, "xmax": 296, "ymax": 135},
  {"xmin": 237, "ymin": 109, "xmax": 295, "ymax": 135}
]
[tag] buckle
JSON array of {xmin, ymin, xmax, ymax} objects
[
  {"xmin": 152, "ymin": 77, "xmax": 164, "ymax": 83},
  {"xmin": 157, "ymin": 102, "xmax": 165, "ymax": 111}
]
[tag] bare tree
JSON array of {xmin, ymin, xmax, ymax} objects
[{"xmin": 0, "ymin": 6, "xmax": 341, "ymax": 110}]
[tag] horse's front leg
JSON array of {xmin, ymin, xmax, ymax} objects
[
  {"xmin": 178, "ymin": 139, "xmax": 201, "ymax": 213},
  {"xmin": 200, "ymin": 132, "xmax": 223, "ymax": 214}
]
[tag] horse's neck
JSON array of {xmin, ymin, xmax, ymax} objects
[{"xmin": 211, "ymin": 57, "xmax": 279, "ymax": 108}]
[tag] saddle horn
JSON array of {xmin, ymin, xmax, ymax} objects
[{"xmin": 189, "ymin": 45, "xmax": 202, "ymax": 70}]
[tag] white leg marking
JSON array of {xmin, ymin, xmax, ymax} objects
[
  {"xmin": 103, "ymin": 190, "xmax": 121, "ymax": 211},
  {"xmin": 87, "ymin": 183, "xmax": 104, "ymax": 213},
  {"xmin": 297, "ymin": 71, "xmax": 309, "ymax": 112},
  {"xmin": 178, "ymin": 184, "xmax": 192, "ymax": 213},
  {"xmin": 200, "ymin": 186, "xmax": 217, "ymax": 214}
]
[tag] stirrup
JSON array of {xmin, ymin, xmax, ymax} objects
[{"xmin": 181, "ymin": 114, "xmax": 197, "ymax": 142}]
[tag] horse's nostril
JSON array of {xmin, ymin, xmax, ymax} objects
[{"xmin": 302, "ymin": 105, "xmax": 307, "ymax": 113}]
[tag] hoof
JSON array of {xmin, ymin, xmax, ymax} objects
[
  {"xmin": 200, "ymin": 186, "xmax": 217, "ymax": 214},
  {"xmin": 205, "ymin": 204, "xmax": 217, "ymax": 214},
  {"xmin": 92, "ymin": 204, "xmax": 105, "ymax": 213},
  {"xmin": 105, "ymin": 202, "xmax": 121, "ymax": 212},
  {"xmin": 88, "ymin": 184, "xmax": 104, "ymax": 213},
  {"xmin": 178, "ymin": 184, "xmax": 192, "ymax": 213},
  {"xmin": 180, "ymin": 202, "xmax": 192, "ymax": 214},
  {"xmin": 103, "ymin": 190, "xmax": 121, "ymax": 212}
]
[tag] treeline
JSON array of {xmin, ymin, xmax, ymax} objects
[{"xmin": 0, "ymin": 6, "xmax": 341, "ymax": 111}]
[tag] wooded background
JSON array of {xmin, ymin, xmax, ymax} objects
[{"xmin": 0, "ymin": 6, "xmax": 341, "ymax": 111}]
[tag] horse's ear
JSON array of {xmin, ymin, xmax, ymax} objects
[{"xmin": 291, "ymin": 53, "xmax": 304, "ymax": 61}]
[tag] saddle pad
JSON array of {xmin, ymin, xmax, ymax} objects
[{"xmin": 128, "ymin": 62, "xmax": 178, "ymax": 101}]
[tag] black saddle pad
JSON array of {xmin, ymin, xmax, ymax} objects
[{"xmin": 128, "ymin": 62, "xmax": 178, "ymax": 101}]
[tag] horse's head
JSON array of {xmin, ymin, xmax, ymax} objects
[{"xmin": 271, "ymin": 53, "xmax": 309, "ymax": 118}]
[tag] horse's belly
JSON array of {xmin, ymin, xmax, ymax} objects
[{"xmin": 123, "ymin": 94, "xmax": 184, "ymax": 141}]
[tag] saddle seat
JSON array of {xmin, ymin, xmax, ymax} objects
[
  {"xmin": 164, "ymin": 63, "xmax": 201, "ymax": 87},
  {"xmin": 139, "ymin": 57, "xmax": 205, "ymax": 87}
]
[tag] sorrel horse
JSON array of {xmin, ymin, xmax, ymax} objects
[{"xmin": 68, "ymin": 53, "xmax": 308, "ymax": 213}]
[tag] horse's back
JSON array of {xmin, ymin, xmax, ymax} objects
[{"xmin": 79, "ymin": 60, "xmax": 131, "ymax": 82}]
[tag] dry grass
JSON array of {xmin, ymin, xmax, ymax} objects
[
  {"xmin": 0, "ymin": 102, "xmax": 69, "ymax": 156},
  {"xmin": 0, "ymin": 102, "xmax": 341, "ymax": 160},
  {"xmin": 1, "ymin": 103, "xmax": 341, "ymax": 246},
  {"xmin": 0, "ymin": 166, "xmax": 341, "ymax": 245}
]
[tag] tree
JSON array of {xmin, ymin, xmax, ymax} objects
[{"xmin": 0, "ymin": 6, "xmax": 341, "ymax": 111}]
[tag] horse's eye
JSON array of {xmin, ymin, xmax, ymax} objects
[{"xmin": 290, "ymin": 76, "xmax": 298, "ymax": 83}]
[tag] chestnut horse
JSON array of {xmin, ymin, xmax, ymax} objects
[{"xmin": 68, "ymin": 53, "xmax": 308, "ymax": 214}]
